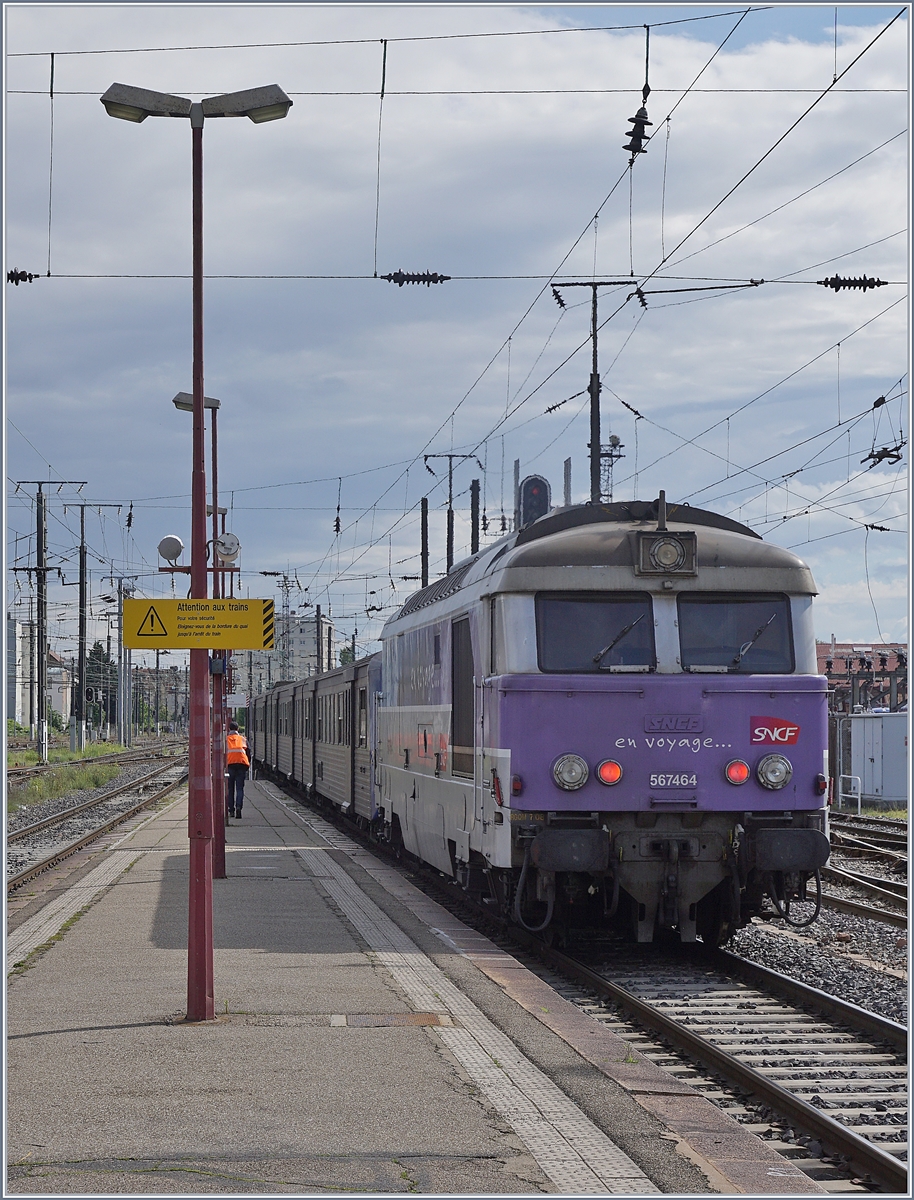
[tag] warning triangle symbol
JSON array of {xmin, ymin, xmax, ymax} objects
[{"xmin": 137, "ymin": 605, "xmax": 168, "ymax": 637}]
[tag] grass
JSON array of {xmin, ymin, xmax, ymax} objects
[
  {"xmin": 7, "ymin": 741, "xmax": 127, "ymax": 769},
  {"xmin": 7, "ymin": 762, "xmax": 122, "ymax": 814}
]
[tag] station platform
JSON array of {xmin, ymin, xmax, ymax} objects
[{"xmin": 6, "ymin": 780, "xmax": 826, "ymax": 1196}]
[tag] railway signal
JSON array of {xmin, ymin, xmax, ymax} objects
[{"xmin": 519, "ymin": 475, "xmax": 551, "ymax": 528}]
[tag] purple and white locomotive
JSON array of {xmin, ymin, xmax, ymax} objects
[{"xmin": 253, "ymin": 494, "xmax": 830, "ymax": 944}]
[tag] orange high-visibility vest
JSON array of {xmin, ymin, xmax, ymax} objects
[{"xmin": 226, "ymin": 732, "xmax": 250, "ymax": 766}]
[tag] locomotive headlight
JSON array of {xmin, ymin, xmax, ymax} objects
[
  {"xmin": 756, "ymin": 754, "xmax": 793, "ymax": 790},
  {"xmin": 649, "ymin": 537, "xmax": 686, "ymax": 571},
  {"xmin": 552, "ymin": 753, "xmax": 589, "ymax": 790}
]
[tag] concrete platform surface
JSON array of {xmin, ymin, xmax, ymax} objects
[{"xmin": 7, "ymin": 781, "xmax": 817, "ymax": 1196}]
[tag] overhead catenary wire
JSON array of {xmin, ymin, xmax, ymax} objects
[
  {"xmin": 641, "ymin": 7, "xmax": 907, "ymax": 283},
  {"xmin": 254, "ymin": 0, "xmax": 762, "ymax": 579},
  {"xmin": 665, "ymin": 131, "xmax": 906, "ymax": 272},
  {"xmin": 6, "ymin": 10, "xmax": 772, "ymax": 56},
  {"xmin": 10, "ymin": 87, "xmax": 904, "ymax": 96},
  {"xmin": 615, "ymin": 296, "xmax": 907, "ymax": 493},
  {"xmin": 11, "ymin": 10, "xmax": 905, "ymax": 643}
]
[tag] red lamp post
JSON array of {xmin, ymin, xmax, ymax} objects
[{"xmin": 102, "ymin": 81, "xmax": 292, "ymax": 1022}]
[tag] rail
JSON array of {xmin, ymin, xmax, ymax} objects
[
  {"xmin": 7, "ymin": 768, "xmax": 187, "ymax": 893},
  {"xmin": 518, "ymin": 934, "xmax": 907, "ymax": 1193},
  {"xmin": 8, "ymin": 760, "xmax": 187, "ymax": 843}
]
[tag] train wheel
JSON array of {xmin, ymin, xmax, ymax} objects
[{"xmin": 696, "ymin": 881, "xmax": 735, "ymax": 947}]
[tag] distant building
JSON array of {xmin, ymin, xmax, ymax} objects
[
  {"xmin": 6, "ymin": 617, "xmax": 31, "ymax": 728},
  {"xmin": 230, "ymin": 612, "xmax": 337, "ymax": 698},
  {"xmin": 816, "ymin": 639, "xmax": 907, "ymax": 713},
  {"xmin": 47, "ymin": 650, "xmax": 71, "ymax": 720},
  {"xmin": 5, "ymin": 617, "xmax": 72, "ymax": 728}
]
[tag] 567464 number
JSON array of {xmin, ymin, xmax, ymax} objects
[{"xmin": 650, "ymin": 773, "xmax": 698, "ymax": 789}]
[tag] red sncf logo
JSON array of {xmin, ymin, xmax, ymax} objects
[{"xmin": 751, "ymin": 717, "xmax": 800, "ymax": 745}]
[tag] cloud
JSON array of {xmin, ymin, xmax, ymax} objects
[{"xmin": 5, "ymin": 4, "xmax": 908, "ymax": 658}]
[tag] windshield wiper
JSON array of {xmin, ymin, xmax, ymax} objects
[
  {"xmin": 593, "ymin": 613, "xmax": 645, "ymax": 667},
  {"xmin": 731, "ymin": 612, "xmax": 778, "ymax": 668}
]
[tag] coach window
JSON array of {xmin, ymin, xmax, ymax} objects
[
  {"xmin": 678, "ymin": 593, "xmax": 793, "ymax": 673},
  {"xmin": 451, "ymin": 617, "xmax": 474, "ymax": 776},
  {"xmin": 536, "ymin": 593, "xmax": 655, "ymax": 672},
  {"xmin": 358, "ymin": 688, "xmax": 367, "ymax": 747}
]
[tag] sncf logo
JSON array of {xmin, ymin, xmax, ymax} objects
[{"xmin": 751, "ymin": 717, "xmax": 800, "ymax": 745}]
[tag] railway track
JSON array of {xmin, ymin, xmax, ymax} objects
[
  {"xmin": 6, "ymin": 761, "xmax": 188, "ymax": 893},
  {"xmin": 518, "ymin": 938, "xmax": 907, "ymax": 1194},
  {"xmin": 830, "ymin": 814, "xmax": 907, "ymax": 834},
  {"xmin": 7, "ymin": 743, "xmax": 185, "ymax": 782},
  {"xmin": 273, "ymin": 781, "xmax": 908, "ymax": 1194},
  {"xmin": 8, "ymin": 761, "xmax": 186, "ymax": 844}
]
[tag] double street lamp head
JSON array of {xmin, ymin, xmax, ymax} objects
[{"xmin": 101, "ymin": 82, "xmax": 292, "ymax": 124}]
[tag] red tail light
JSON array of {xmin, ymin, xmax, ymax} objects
[
  {"xmin": 815, "ymin": 773, "xmax": 828, "ymax": 796},
  {"xmin": 511, "ymin": 774, "xmax": 523, "ymax": 796},
  {"xmin": 492, "ymin": 769, "xmax": 504, "ymax": 806},
  {"xmin": 596, "ymin": 759, "xmax": 623, "ymax": 786},
  {"xmin": 725, "ymin": 759, "xmax": 750, "ymax": 785}
]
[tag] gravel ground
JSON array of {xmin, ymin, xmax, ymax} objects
[
  {"xmin": 731, "ymin": 910, "xmax": 908, "ymax": 1024},
  {"xmin": 7, "ymin": 762, "xmax": 187, "ymax": 879},
  {"xmin": 828, "ymin": 850, "xmax": 907, "ymax": 884},
  {"xmin": 6, "ymin": 762, "xmax": 172, "ymax": 835}
]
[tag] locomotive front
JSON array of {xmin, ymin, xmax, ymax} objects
[{"xmin": 488, "ymin": 498, "xmax": 829, "ymax": 943}]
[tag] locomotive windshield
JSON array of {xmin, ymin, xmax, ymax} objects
[
  {"xmin": 678, "ymin": 593, "xmax": 794, "ymax": 673},
  {"xmin": 536, "ymin": 593, "xmax": 655, "ymax": 672}
]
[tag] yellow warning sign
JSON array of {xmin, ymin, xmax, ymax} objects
[{"xmin": 123, "ymin": 598, "xmax": 275, "ymax": 650}]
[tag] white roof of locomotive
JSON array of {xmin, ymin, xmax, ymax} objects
[{"xmin": 382, "ymin": 501, "xmax": 817, "ymax": 636}]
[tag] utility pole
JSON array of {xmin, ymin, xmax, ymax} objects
[
  {"xmin": 107, "ymin": 575, "xmax": 138, "ymax": 746},
  {"xmin": 424, "ymin": 453, "xmax": 482, "ymax": 573},
  {"xmin": 63, "ymin": 501, "xmax": 120, "ymax": 749},
  {"xmin": 470, "ymin": 479, "xmax": 480, "ymax": 555},
  {"xmin": 420, "ymin": 498, "xmax": 429, "ymax": 588},
  {"xmin": 552, "ymin": 282, "xmax": 631, "ymax": 503},
  {"xmin": 589, "ymin": 284, "xmax": 600, "ymax": 504},
  {"xmin": 16, "ymin": 481, "xmax": 86, "ymax": 760},
  {"xmin": 28, "ymin": 606, "xmax": 36, "ymax": 740},
  {"xmin": 78, "ymin": 507, "xmax": 86, "ymax": 748},
  {"xmin": 37, "ymin": 486, "xmax": 48, "ymax": 760},
  {"xmin": 259, "ymin": 571, "xmax": 297, "ymax": 679}
]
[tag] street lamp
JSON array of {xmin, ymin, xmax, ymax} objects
[{"xmin": 103, "ymin": 80, "xmax": 290, "ymax": 1023}]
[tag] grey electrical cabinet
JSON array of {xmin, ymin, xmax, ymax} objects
[{"xmin": 846, "ymin": 713, "xmax": 908, "ymax": 809}]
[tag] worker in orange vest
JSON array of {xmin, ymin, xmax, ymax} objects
[{"xmin": 225, "ymin": 721, "xmax": 251, "ymax": 819}]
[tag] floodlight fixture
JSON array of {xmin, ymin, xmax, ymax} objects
[
  {"xmin": 101, "ymin": 84, "xmax": 192, "ymax": 122},
  {"xmin": 102, "ymin": 83, "xmax": 291, "ymax": 125},
  {"xmin": 172, "ymin": 391, "xmax": 221, "ymax": 411}
]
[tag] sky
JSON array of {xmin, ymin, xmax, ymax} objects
[{"xmin": 4, "ymin": 2, "xmax": 910, "ymax": 677}]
